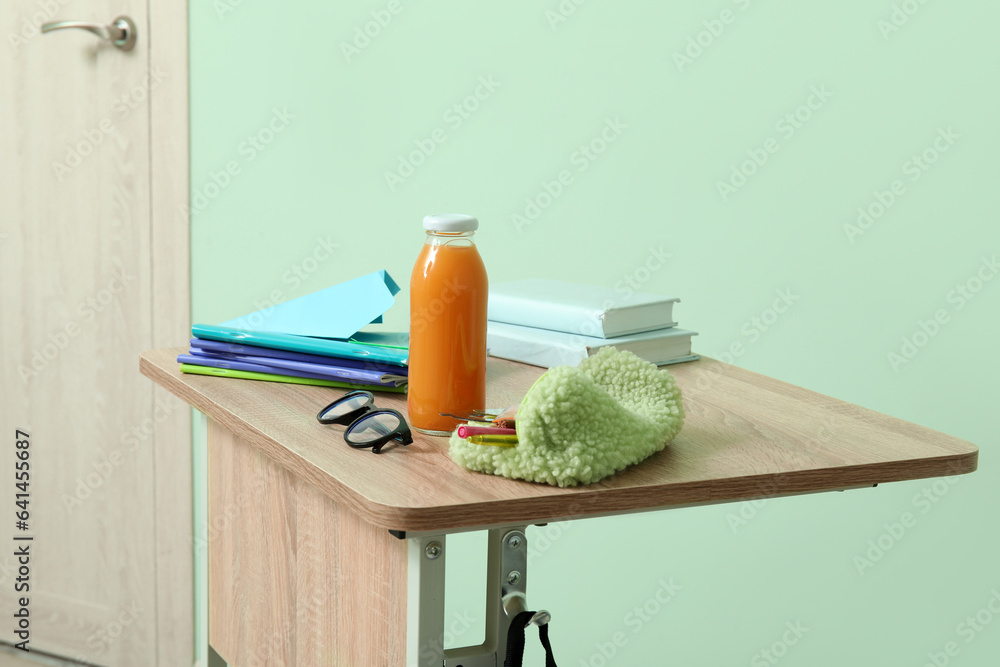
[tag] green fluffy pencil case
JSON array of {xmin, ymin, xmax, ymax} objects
[{"xmin": 448, "ymin": 347, "xmax": 685, "ymax": 487}]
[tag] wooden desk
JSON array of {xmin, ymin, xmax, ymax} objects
[{"xmin": 140, "ymin": 348, "xmax": 977, "ymax": 666}]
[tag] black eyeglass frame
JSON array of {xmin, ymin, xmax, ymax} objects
[{"xmin": 317, "ymin": 390, "xmax": 413, "ymax": 454}]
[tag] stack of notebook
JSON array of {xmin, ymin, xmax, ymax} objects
[
  {"xmin": 178, "ymin": 325, "xmax": 409, "ymax": 392},
  {"xmin": 486, "ymin": 279, "xmax": 699, "ymax": 368},
  {"xmin": 177, "ymin": 270, "xmax": 409, "ymax": 393}
]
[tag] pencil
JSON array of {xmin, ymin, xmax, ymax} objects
[
  {"xmin": 457, "ymin": 425, "xmax": 517, "ymax": 438},
  {"xmin": 466, "ymin": 434, "xmax": 518, "ymax": 447}
]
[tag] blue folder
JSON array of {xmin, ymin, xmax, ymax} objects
[
  {"xmin": 191, "ymin": 324, "xmax": 408, "ymax": 367},
  {"xmin": 177, "ymin": 354, "xmax": 405, "ymax": 387},
  {"xmin": 189, "ymin": 339, "xmax": 408, "ymax": 375}
]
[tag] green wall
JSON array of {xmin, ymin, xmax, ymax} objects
[{"xmin": 191, "ymin": 2, "xmax": 999, "ymax": 664}]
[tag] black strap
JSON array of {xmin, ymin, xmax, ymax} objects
[{"xmin": 504, "ymin": 611, "xmax": 557, "ymax": 667}]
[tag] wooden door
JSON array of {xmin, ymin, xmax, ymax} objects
[{"xmin": 0, "ymin": 1, "xmax": 191, "ymax": 665}]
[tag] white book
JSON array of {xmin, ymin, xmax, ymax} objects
[
  {"xmin": 488, "ymin": 279, "xmax": 679, "ymax": 339},
  {"xmin": 487, "ymin": 321, "xmax": 699, "ymax": 368}
]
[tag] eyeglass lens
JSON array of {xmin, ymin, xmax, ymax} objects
[
  {"xmin": 320, "ymin": 393, "xmax": 370, "ymax": 421},
  {"xmin": 347, "ymin": 412, "xmax": 402, "ymax": 444}
]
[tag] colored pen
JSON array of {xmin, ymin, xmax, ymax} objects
[
  {"xmin": 457, "ymin": 425, "xmax": 517, "ymax": 438},
  {"xmin": 467, "ymin": 434, "xmax": 518, "ymax": 447}
]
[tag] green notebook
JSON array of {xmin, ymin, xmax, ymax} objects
[{"xmin": 179, "ymin": 364, "xmax": 406, "ymax": 393}]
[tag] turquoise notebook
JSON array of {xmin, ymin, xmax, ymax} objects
[{"xmin": 191, "ymin": 324, "xmax": 408, "ymax": 367}]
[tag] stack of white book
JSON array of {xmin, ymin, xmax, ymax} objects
[{"xmin": 487, "ymin": 279, "xmax": 699, "ymax": 368}]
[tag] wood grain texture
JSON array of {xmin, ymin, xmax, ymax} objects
[
  {"xmin": 208, "ymin": 420, "xmax": 407, "ymax": 666},
  {"xmin": 0, "ymin": 1, "xmax": 163, "ymax": 664},
  {"xmin": 149, "ymin": 0, "xmax": 193, "ymax": 664},
  {"xmin": 142, "ymin": 348, "xmax": 978, "ymax": 533},
  {"xmin": 2, "ymin": 1, "xmax": 191, "ymax": 663}
]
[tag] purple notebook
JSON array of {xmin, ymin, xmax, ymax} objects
[
  {"xmin": 177, "ymin": 354, "xmax": 406, "ymax": 387},
  {"xmin": 189, "ymin": 338, "xmax": 407, "ymax": 376}
]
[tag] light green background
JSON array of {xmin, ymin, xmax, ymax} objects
[{"xmin": 191, "ymin": 2, "xmax": 998, "ymax": 664}]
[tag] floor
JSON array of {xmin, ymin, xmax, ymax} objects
[
  {"xmin": 0, "ymin": 645, "xmax": 85, "ymax": 666},
  {"xmin": 0, "ymin": 643, "xmax": 227, "ymax": 666},
  {"xmin": 209, "ymin": 646, "xmax": 227, "ymax": 666}
]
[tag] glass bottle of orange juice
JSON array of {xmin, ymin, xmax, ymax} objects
[{"xmin": 408, "ymin": 214, "xmax": 488, "ymax": 435}]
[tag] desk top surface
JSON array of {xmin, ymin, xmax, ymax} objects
[{"xmin": 141, "ymin": 347, "xmax": 977, "ymax": 532}]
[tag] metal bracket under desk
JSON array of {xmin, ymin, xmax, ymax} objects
[
  {"xmin": 408, "ymin": 526, "xmax": 546, "ymax": 667},
  {"xmin": 404, "ymin": 487, "xmax": 881, "ymax": 665}
]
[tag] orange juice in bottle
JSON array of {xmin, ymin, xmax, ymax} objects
[{"xmin": 408, "ymin": 214, "xmax": 488, "ymax": 435}]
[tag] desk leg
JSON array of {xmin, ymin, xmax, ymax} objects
[
  {"xmin": 408, "ymin": 526, "xmax": 534, "ymax": 667},
  {"xmin": 207, "ymin": 419, "xmax": 408, "ymax": 666},
  {"xmin": 406, "ymin": 535, "xmax": 447, "ymax": 666}
]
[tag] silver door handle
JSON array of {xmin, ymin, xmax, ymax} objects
[{"xmin": 41, "ymin": 15, "xmax": 137, "ymax": 51}]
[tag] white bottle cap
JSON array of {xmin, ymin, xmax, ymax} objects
[{"xmin": 423, "ymin": 213, "xmax": 479, "ymax": 232}]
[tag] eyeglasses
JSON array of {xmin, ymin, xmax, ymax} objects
[{"xmin": 316, "ymin": 390, "xmax": 413, "ymax": 454}]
